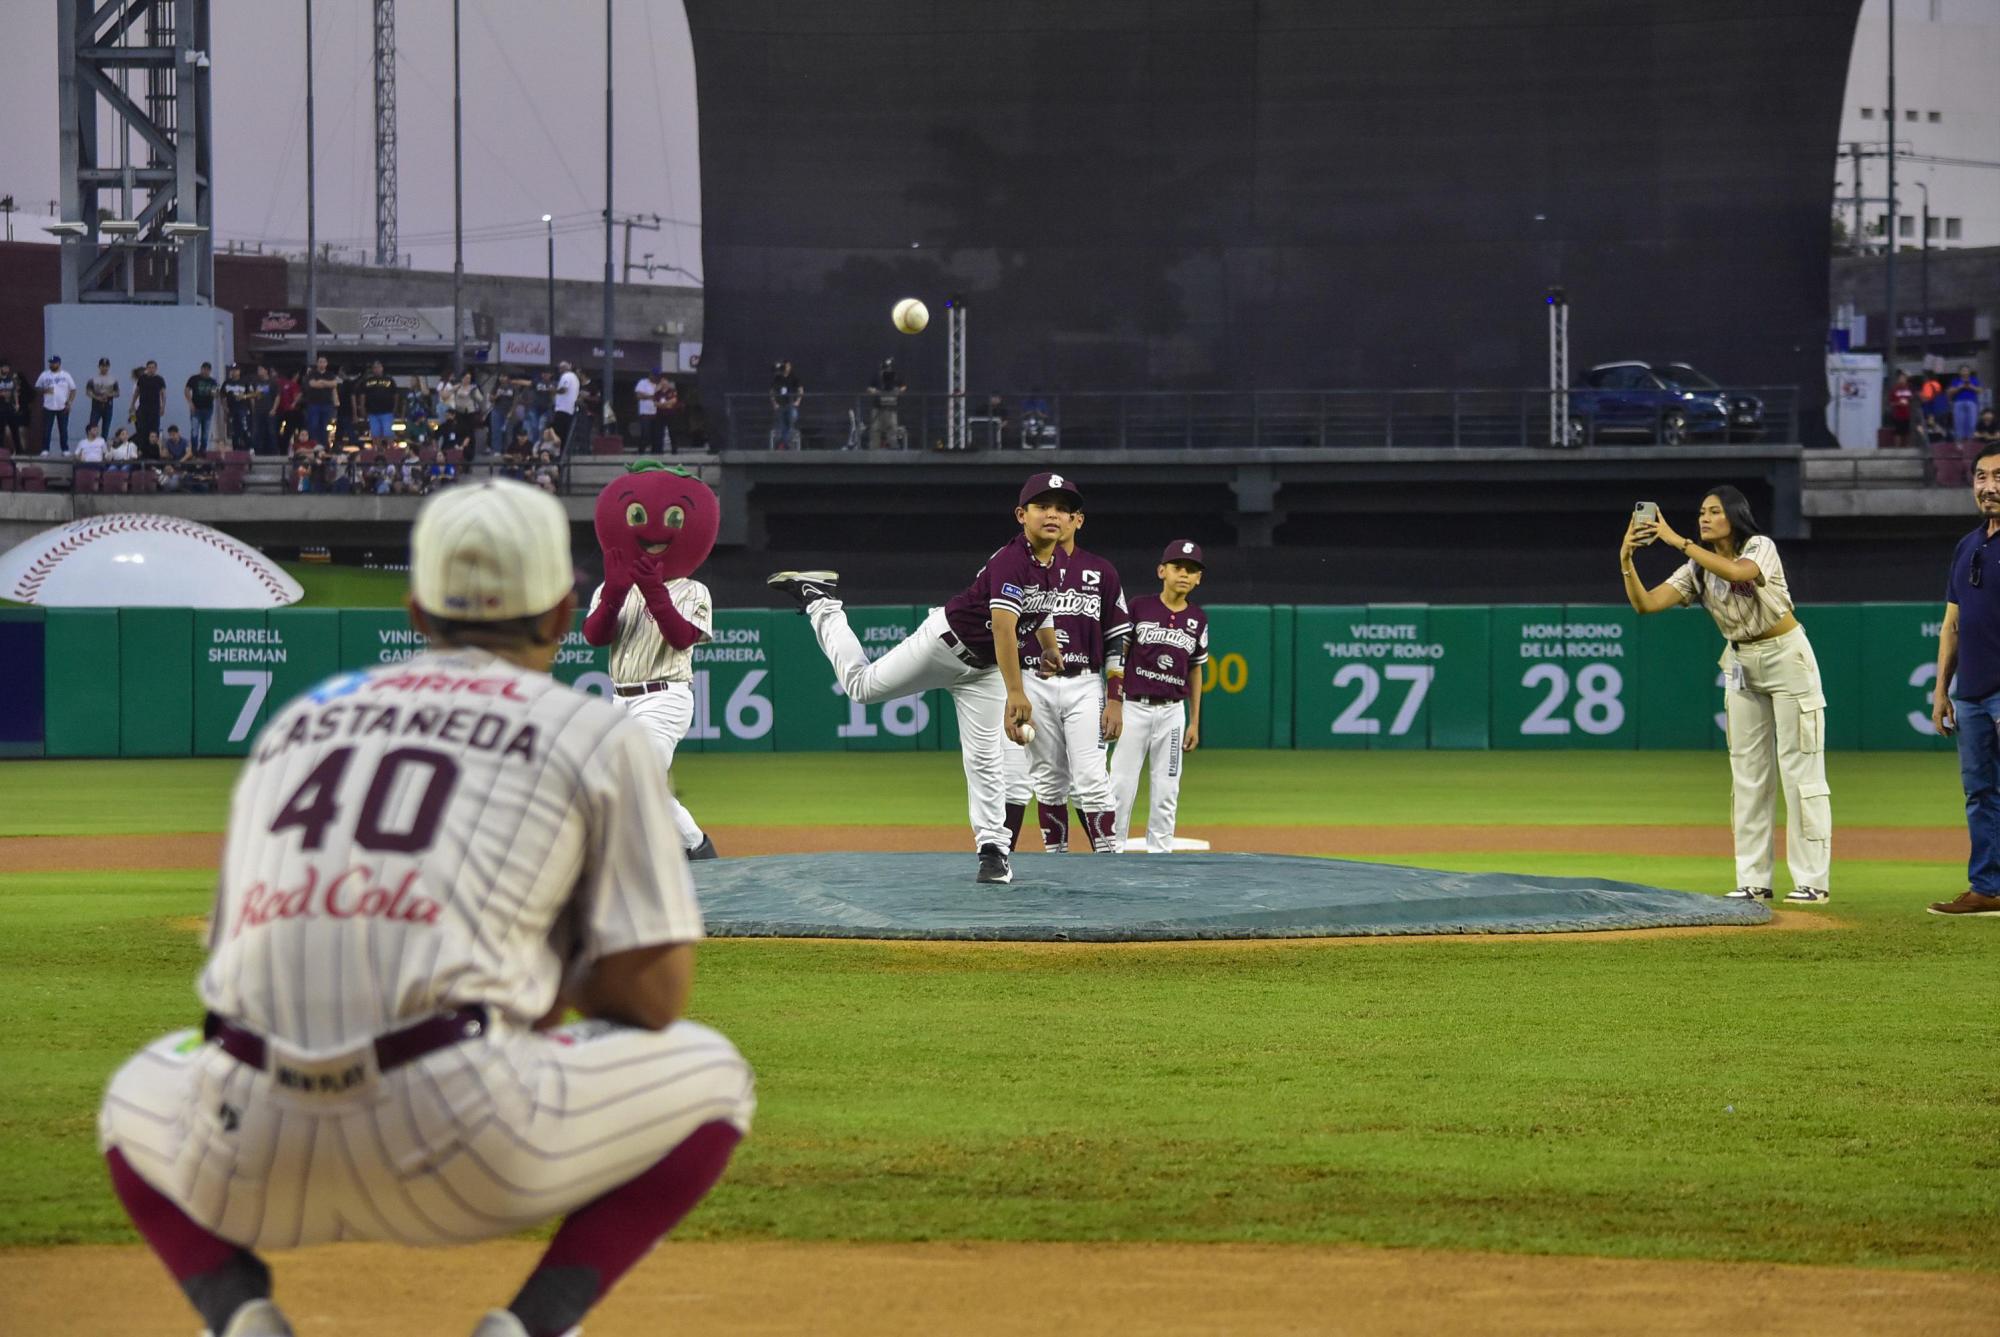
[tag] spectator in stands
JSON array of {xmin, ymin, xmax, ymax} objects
[
  {"xmin": 133, "ymin": 359, "xmax": 166, "ymax": 457},
  {"xmin": 656, "ymin": 377, "xmax": 680, "ymax": 453},
  {"xmin": 552, "ymin": 361, "xmax": 585, "ymax": 453},
  {"xmin": 447, "ymin": 371, "xmax": 486, "ymax": 450},
  {"xmin": 183, "ymin": 455, "xmax": 216, "ymax": 495},
  {"xmin": 157, "ymin": 459, "xmax": 184, "ymax": 493},
  {"xmin": 635, "ymin": 367, "xmax": 664, "ymax": 454},
  {"xmin": 428, "ymin": 453, "xmax": 458, "ymax": 490},
  {"xmin": 252, "ymin": 365, "xmax": 278, "ymax": 453},
  {"xmin": 35, "ymin": 355, "xmax": 76, "ymax": 456},
  {"xmin": 338, "ymin": 363, "xmax": 368, "ymax": 444},
  {"xmin": 1889, "ymin": 371, "xmax": 1915, "ymax": 447},
  {"xmin": 535, "ymin": 425, "xmax": 564, "ymax": 458},
  {"xmin": 524, "ymin": 365, "xmax": 554, "ymax": 444},
  {"xmin": 395, "ymin": 453, "xmax": 424, "ymax": 495},
  {"xmin": 107, "ymin": 428, "xmax": 138, "ymax": 470},
  {"xmin": 85, "ymin": 358, "xmax": 119, "ymax": 439},
  {"xmin": 485, "ymin": 366, "xmax": 524, "ymax": 457},
  {"xmin": 273, "ymin": 367, "xmax": 302, "ymax": 446},
  {"xmin": 362, "ymin": 453, "xmax": 391, "ymax": 496},
  {"xmin": 866, "ymin": 358, "xmax": 906, "ymax": 450},
  {"xmin": 532, "ymin": 448, "xmax": 560, "ymax": 493},
  {"xmin": 222, "ymin": 365, "xmax": 255, "ymax": 450},
  {"xmin": 1975, "ymin": 409, "xmax": 2000, "ymax": 451},
  {"xmin": 770, "ymin": 360, "xmax": 803, "ymax": 450},
  {"xmin": 1920, "ymin": 370, "xmax": 1951, "ymax": 444},
  {"xmin": 163, "ymin": 425, "xmax": 189, "ymax": 462},
  {"xmin": 0, "ymin": 358, "xmax": 25, "ymax": 454},
  {"xmin": 303, "ymin": 355, "xmax": 340, "ymax": 445},
  {"xmin": 74, "ymin": 422, "xmax": 108, "ymax": 465},
  {"xmin": 184, "ymin": 361, "xmax": 219, "ymax": 454},
  {"xmin": 361, "ymin": 360, "xmax": 399, "ymax": 448},
  {"xmin": 1951, "ymin": 366, "xmax": 1986, "ymax": 444}
]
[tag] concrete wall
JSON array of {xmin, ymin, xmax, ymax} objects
[{"xmin": 285, "ymin": 262, "xmax": 702, "ymax": 358}]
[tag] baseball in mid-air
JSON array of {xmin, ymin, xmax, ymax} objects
[
  {"xmin": 892, "ymin": 297, "xmax": 929, "ymax": 334},
  {"xmin": 1014, "ymin": 722, "xmax": 1036, "ymax": 747}
]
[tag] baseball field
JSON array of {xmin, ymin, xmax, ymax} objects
[{"xmin": 2, "ymin": 747, "xmax": 1997, "ymax": 1334}]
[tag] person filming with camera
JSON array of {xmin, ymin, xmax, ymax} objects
[{"xmin": 1620, "ymin": 487, "xmax": 1832, "ymax": 906}]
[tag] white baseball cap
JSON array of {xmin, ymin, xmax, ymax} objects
[{"xmin": 410, "ymin": 478, "xmax": 573, "ymax": 621}]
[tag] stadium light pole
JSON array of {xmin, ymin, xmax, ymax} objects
[
  {"xmin": 603, "ymin": 0, "xmax": 617, "ymax": 438},
  {"xmin": 451, "ymin": 0, "xmax": 465, "ymax": 377},
  {"xmin": 1884, "ymin": 0, "xmax": 1898, "ymax": 376},
  {"xmin": 304, "ymin": 0, "xmax": 318, "ymax": 369},
  {"xmin": 544, "ymin": 214, "xmax": 556, "ymax": 346},
  {"xmin": 1915, "ymin": 181, "xmax": 1930, "ymax": 370}
]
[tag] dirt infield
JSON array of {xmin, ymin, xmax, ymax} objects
[
  {"xmin": 4, "ymin": 1240, "xmax": 1995, "ymax": 1336},
  {"xmin": 0, "ymin": 822, "xmax": 1966, "ymax": 874}
]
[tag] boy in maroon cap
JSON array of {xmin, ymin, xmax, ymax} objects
[
  {"xmin": 769, "ymin": 472, "xmax": 1076, "ymax": 884},
  {"xmin": 1109, "ymin": 540, "xmax": 1209, "ymax": 853}
]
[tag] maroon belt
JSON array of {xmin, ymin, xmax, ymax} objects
[{"xmin": 203, "ymin": 1006, "xmax": 489, "ymax": 1075}]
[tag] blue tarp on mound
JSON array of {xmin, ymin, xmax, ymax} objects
[{"xmin": 692, "ymin": 852, "xmax": 1769, "ymax": 942}]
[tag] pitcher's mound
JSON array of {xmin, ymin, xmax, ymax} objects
[{"xmin": 693, "ymin": 852, "xmax": 1769, "ymax": 941}]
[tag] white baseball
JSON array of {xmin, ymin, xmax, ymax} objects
[{"xmin": 1015, "ymin": 722, "xmax": 1036, "ymax": 747}]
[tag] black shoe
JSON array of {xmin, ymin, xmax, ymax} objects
[
  {"xmin": 687, "ymin": 834, "xmax": 718, "ymax": 861},
  {"xmin": 976, "ymin": 843, "xmax": 1012, "ymax": 884},
  {"xmin": 765, "ymin": 569, "xmax": 840, "ymax": 614}
]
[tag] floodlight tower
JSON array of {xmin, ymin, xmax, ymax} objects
[
  {"xmin": 1546, "ymin": 286, "xmax": 1570, "ymax": 447},
  {"xmin": 55, "ymin": 0, "xmax": 214, "ymax": 304},
  {"xmin": 946, "ymin": 294, "xmax": 967, "ymax": 452},
  {"xmin": 373, "ymin": 0, "xmax": 397, "ymax": 267}
]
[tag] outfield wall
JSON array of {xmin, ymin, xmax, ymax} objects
[{"xmin": 0, "ymin": 603, "xmax": 1952, "ymax": 759}]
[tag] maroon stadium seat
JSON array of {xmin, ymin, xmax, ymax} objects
[
  {"xmin": 18, "ymin": 465, "xmax": 47, "ymax": 492},
  {"xmin": 72, "ymin": 465, "xmax": 102, "ymax": 494},
  {"xmin": 218, "ymin": 466, "xmax": 248, "ymax": 495},
  {"xmin": 591, "ymin": 433, "xmax": 624, "ymax": 456},
  {"xmin": 129, "ymin": 468, "xmax": 159, "ymax": 494},
  {"xmin": 0, "ymin": 460, "xmax": 14, "ymax": 490},
  {"xmin": 100, "ymin": 469, "xmax": 130, "ymax": 494}
]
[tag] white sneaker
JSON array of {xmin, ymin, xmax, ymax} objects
[
  {"xmin": 470, "ymin": 1310, "xmax": 581, "ymax": 1337},
  {"xmin": 1783, "ymin": 887, "xmax": 1830, "ymax": 904},
  {"xmin": 205, "ymin": 1300, "xmax": 294, "ymax": 1337},
  {"xmin": 1725, "ymin": 887, "xmax": 1773, "ymax": 900}
]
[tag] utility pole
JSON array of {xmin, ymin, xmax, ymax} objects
[
  {"xmin": 0, "ymin": 195, "xmax": 15, "ymax": 242},
  {"xmin": 603, "ymin": 0, "xmax": 617, "ymax": 434},
  {"xmin": 1917, "ymin": 181, "xmax": 1930, "ymax": 369},
  {"xmin": 620, "ymin": 213, "xmax": 662, "ymax": 283},
  {"xmin": 305, "ymin": 0, "xmax": 319, "ymax": 368},
  {"xmin": 1885, "ymin": 0, "xmax": 1898, "ymax": 375},
  {"xmin": 1849, "ymin": 143, "xmax": 1864, "ymax": 248},
  {"xmin": 451, "ymin": 0, "xmax": 465, "ymax": 375}
]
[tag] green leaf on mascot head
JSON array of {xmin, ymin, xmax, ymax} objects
[{"xmin": 625, "ymin": 460, "xmax": 697, "ymax": 479}]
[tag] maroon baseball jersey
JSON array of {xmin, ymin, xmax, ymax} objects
[
  {"xmin": 1123, "ymin": 595, "xmax": 1209, "ymax": 700},
  {"xmin": 1016, "ymin": 546, "xmax": 1130, "ymax": 673},
  {"xmin": 942, "ymin": 533, "xmax": 1066, "ymax": 666}
]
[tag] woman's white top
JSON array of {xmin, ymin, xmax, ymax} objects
[{"xmin": 1666, "ymin": 534, "xmax": 1793, "ymax": 642}]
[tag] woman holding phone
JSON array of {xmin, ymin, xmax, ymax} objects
[{"xmin": 1620, "ymin": 487, "xmax": 1832, "ymax": 904}]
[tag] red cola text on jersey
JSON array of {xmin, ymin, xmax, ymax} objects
[{"xmin": 228, "ymin": 864, "xmax": 441, "ymax": 940}]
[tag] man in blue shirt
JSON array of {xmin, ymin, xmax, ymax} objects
[{"xmin": 1931, "ymin": 438, "xmax": 2000, "ymax": 914}]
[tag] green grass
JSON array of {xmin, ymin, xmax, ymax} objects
[
  {"xmin": 0, "ymin": 750, "xmax": 1969, "ymax": 839},
  {"xmin": 2, "ymin": 753, "xmax": 1995, "ymax": 1267},
  {"xmin": 280, "ymin": 561, "xmax": 408, "ymax": 608}
]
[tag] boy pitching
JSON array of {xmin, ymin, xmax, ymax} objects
[
  {"xmin": 769, "ymin": 472, "xmax": 1076, "ymax": 884},
  {"xmin": 1110, "ymin": 541, "xmax": 1209, "ymax": 853},
  {"xmin": 1002, "ymin": 503, "xmax": 1130, "ymax": 853}
]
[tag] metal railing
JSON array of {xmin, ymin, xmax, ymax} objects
[{"xmin": 725, "ymin": 386, "xmax": 1801, "ymax": 453}]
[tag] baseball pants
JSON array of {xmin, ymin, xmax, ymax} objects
[
  {"xmin": 811, "ymin": 602, "xmax": 1007, "ymax": 850},
  {"xmin": 99, "ymin": 1015, "xmax": 755, "ymax": 1250},
  {"xmin": 1723, "ymin": 626, "xmax": 1832, "ymax": 892},
  {"xmin": 1109, "ymin": 698, "xmax": 1186, "ymax": 854},
  {"xmin": 618, "ymin": 683, "xmax": 707, "ymax": 851},
  {"xmin": 1004, "ymin": 673, "xmax": 1118, "ymax": 850}
]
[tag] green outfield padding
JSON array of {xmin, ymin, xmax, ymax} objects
[{"xmin": 693, "ymin": 853, "xmax": 1769, "ymax": 941}]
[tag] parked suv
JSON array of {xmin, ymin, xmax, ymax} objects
[
  {"xmin": 1566, "ymin": 361, "xmax": 1735, "ymax": 445},
  {"xmin": 1657, "ymin": 362, "xmax": 1766, "ymax": 441}
]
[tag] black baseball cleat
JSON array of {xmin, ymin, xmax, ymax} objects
[
  {"xmin": 766, "ymin": 570, "xmax": 840, "ymax": 614},
  {"xmin": 976, "ymin": 843, "xmax": 1013, "ymax": 884},
  {"xmin": 687, "ymin": 834, "xmax": 718, "ymax": 861}
]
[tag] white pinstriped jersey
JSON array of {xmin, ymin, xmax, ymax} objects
[
  {"xmin": 588, "ymin": 578, "xmax": 713, "ymax": 685},
  {"xmin": 201, "ymin": 646, "xmax": 703, "ymax": 1051}
]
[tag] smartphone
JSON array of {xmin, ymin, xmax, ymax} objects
[{"xmin": 1632, "ymin": 501, "xmax": 1660, "ymax": 541}]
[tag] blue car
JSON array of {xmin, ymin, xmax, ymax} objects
[{"xmin": 1566, "ymin": 361, "xmax": 1736, "ymax": 446}]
